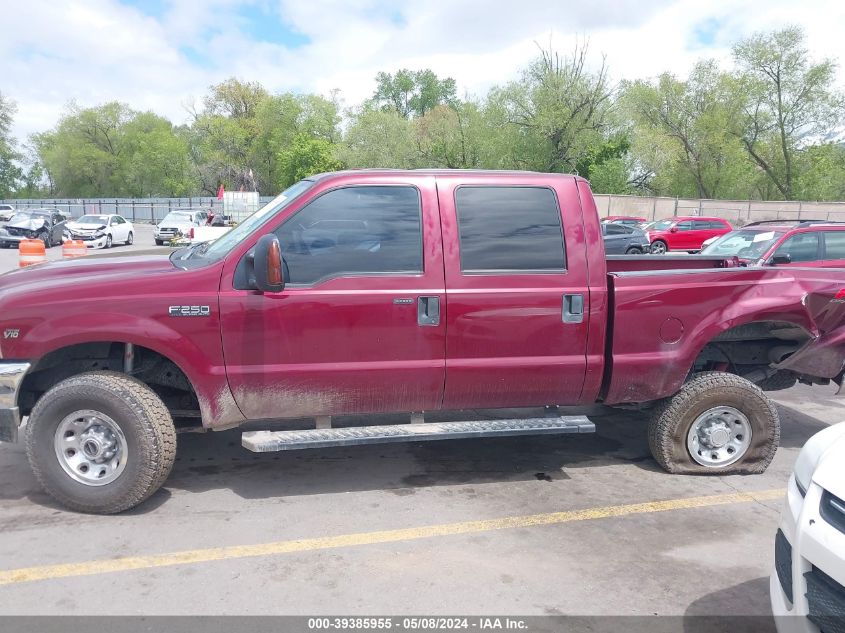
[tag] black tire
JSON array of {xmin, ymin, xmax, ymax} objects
[
  {"xmin": 155, "ymin": 239, "xmax": 163, "ymax": 246},
  {"xmin": 39, "ymin": 231, "xmax": 50, "ymax": 248},
  {"xmin": 647, "ymin": 372, "xmax": 779, "ymax": 475},
  {"xmin": 651, "ymin": 240, "xmax": 668, "ymax": 255},
  {"xmin": 126, "ymin": 231, "xmax": 134, "ymax": 245},
  {"xmin": 625, "ymin": 246, "xmax": 643, "ymax": 254},
  {"xmin": 105, "ymin": 234, "xmax": 112, "ymax": 249},
  {"xmin": 25, "ymin": 371, "xmax": 177, "ymax": 514},
  {"xmin": 758, "ymin": 370, "xmax": 798, "ymax": 392}
]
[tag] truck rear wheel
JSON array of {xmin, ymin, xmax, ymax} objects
[
  {"xmin": 647, "ymin": 372, "xmax": 779, "ymax": 474},
  {"xmin": 25, "ymin": 371, "xmax": 176, "ymax": 514}
]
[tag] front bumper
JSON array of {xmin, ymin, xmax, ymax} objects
[
  {"xmin": 771, "ymin": 475, "xmax": 845, "ymax": 632},
  {"xmin": 0, "ymin": 234, "xmax": 27, "ymax": 246},
  {"xmin": 0, "ymin": 362, "xmax": 30, "ymax": 443}
]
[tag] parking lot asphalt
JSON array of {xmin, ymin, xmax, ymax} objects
[
  {"xmin": 0, "ymin": 383, "xmax": 841, "ymax": 620},
  {"xmin": 0, "ymin": 223, "xmax": 167, "ymax": 270},
  {"xmin": 0, "ymin": 225, "xmax": 841, "ymax": 621}
]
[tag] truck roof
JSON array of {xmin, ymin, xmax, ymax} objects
[{"xmin": 309, "ymin": 168, "xmax": 587, "ymax": 182}]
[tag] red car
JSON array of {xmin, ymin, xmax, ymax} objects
[
  {"xmin": 701, "ymin": 220, "xmax": 845, "ymax": 267},
  {"xmin": 603, "ymin": 215, "xmax": 647, "ymax": 227},
  {"xmin": 645, "ymin": 216, "xmax": 732, "ymax": 254}
]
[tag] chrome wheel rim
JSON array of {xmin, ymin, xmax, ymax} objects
[
  {"xmin": 53, "ymin": 410, "xmax": 128, "ymax": 486},
  {"xmin": 687, "ymin": 406, "xmax": 752, "ymax": 468},
  {"xmin": 652, "ymin": 242, "xmax": 666, "ymax": 254}
]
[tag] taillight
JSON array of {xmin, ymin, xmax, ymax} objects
[{"xmin": 834, "ymin": 289, "xmax": 845, "ymax": 302}]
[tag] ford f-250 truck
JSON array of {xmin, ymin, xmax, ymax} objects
[{"xmin": 1, "ymin": 169, "xmax": 844, "ymax": 514}]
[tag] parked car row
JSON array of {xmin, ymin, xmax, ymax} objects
[{"xmin": 602, "ymin": 215, "xmax": 733, "ymax": 254}]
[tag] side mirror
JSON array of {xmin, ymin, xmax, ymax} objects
[
  {"xmin": 249, "ymin": 234, "xmax": 285, "ymax": 293},
  {"xmin": 670, "ymin": 227, "xmax": 679, "ymax": 233},
  {"xmin": 770, "ymin": 254, "xmax": 791, "ymax": 265}
]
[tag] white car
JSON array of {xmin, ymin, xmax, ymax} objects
[
  {"xmin": 0, "ymin": 204, "xmax": 15, "ymax": 222},
  {"xmin": 771, "ymin": 422, "xmax": 845, "ymax": 632},
  {"xmin": 701, "ymin": 235, "xmax": 718, "ymax": 249},
  {"xmin": 65, "ymin": 214, "xmax": 134, "ymax": 249}
]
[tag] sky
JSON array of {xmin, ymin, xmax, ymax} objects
[{"xmin": 2, "ymin": 0, "xmax": 844, "ymax": 142}]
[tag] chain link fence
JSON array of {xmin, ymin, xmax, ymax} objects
[
  {"xmin": 0, "ymin": 197, "xmax": 275, "ymax": 224},
  {"xmin": 4, "ymin": 194, "xmax": 845, "ymax": 226}
]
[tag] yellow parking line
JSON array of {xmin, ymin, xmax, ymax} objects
[{"xmin": 0, "ymin": 488, "xmax": 784, "ymax": 587}]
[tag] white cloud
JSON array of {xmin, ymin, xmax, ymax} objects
[{"xmin": 1, "ymin": 0, "xmax": 843, "ymax": 143}]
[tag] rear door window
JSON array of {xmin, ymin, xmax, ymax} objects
[
  {"xmin": 773, "ymin": 232, "xmax": 821, "ymax": 263},
  {"xmin": 605, "ymin": 224, "xmax": 633, "ymax": 235},
  {"xmin": 455, "ymin": 186, "xmax": 565, "ymax": 272},
  {"xmin": 823, "ymin": 232, "xmax": 845, "ymax": 260}
]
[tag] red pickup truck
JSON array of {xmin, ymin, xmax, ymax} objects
[{"xmin": 1, "ymin": 170, "xmax": 844, "ymax": 514}]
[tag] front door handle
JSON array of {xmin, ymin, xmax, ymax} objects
[
  {"xmin": 418, "ymin": 296, "xmax": 440, "ymax": 326},
  {"xmin": 563, "ymin": 294, "xmax": 584, "ymax": 324}
]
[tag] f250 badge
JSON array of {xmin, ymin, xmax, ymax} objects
[
  {"xmin": 3, "ymin": 329, "xmax": 20, "ymax": 339},
  {"xmin": 168, "ymin": 306, "xmax": 211, "ymax": 317}
]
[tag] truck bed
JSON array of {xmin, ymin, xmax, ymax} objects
[
  {"xmin": 602, "ymin": 265, "xmax": 845, "ymax": 405},
  {"xmin": 605, "ymin": 254, "xmax": 740, "ymax": 273}
]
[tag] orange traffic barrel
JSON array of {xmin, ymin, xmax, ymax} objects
[
  {"xmin": 19, "ymin": 239, "xmax": 47, "ymax": 267},
  {"xmin": 63, "ymin": 240, "xmax": 87, "ymax": 258}
]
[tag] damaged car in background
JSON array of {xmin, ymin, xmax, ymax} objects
[
  {"xmin": 0, "ymin": 209, "xmax": 67, "ymax": 248},
  {"xmin": 65, "ymin": 214, "xmax": 135, "ymax": 249}
]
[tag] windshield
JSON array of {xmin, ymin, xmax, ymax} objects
[
  {"xmin": 650, "ymin": 220, "xmax": 674, "ymax": 231},
  {"xmin": 701, "ymin": 229, "xmax": 785, "ymax": 259},
  {"xmin": 9, "ymin": 212, "xmax": 47, "ymax": 223},
  {"xmin": 76, "ymin": 215, "xmax": 109, "ymax": 225},
  {"xmin": 161, "ymin": 212, "xmax": 193, "ymax": 224},
  {"xmin": 196, "ymin": 180, "xmax": 315, "ymax": 262}
]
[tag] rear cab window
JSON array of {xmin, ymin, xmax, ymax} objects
[{"xmin": 454, "ymin": 186, "xmax": 565, "ymax": 273}]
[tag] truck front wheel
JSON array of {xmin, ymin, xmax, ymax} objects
[
  {"xmin": 25, "ymin": 371, "xmax": 177, "ymax": 514},
  {"xmin": 647, "ymin": 372, "xmax": 779, "ymax": 474}
]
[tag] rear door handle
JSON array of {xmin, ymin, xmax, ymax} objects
[
  {"xmin": 417, "ymin": 296, "xmax": 440, "ymax": 326},
  {"xmin": 563, "ymin": 294, "xmax": 584, "ymax": 324}
]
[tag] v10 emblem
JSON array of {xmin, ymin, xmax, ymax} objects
[{"xmin": 3, "ymin": 329, "xmax": 20, "ymax": 339}]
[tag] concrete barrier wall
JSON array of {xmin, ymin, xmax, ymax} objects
[{"xmin": 596, "ymin": 194, "xmax": 845, "ymax": 225}]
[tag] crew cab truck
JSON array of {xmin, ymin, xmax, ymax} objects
[{"xmin": 1, "ymin": 170, "xmax": 845, "ymax": 514}]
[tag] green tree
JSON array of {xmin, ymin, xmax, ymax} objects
[
  {"xmin": 372, "ymin": 69, "xmax": 457, "ymax": 118},
  {"xmin": 794, "ymin": 143, "xmax": 845, "ymax": 201},
  {"xmin": 486, "ymin": 44, "xmax": 614, "ymax": 174},
  {"xmin": 622, "ymin": 61, "xmax": 754, "ymax": 198},
  {"xmin": 34, "ymin": 102, "xmax": 193, "ymax": 197},
  {"xmin": 413, "ymin": 103, "xmax": 484, "ymax": 168},
  {"xmin": 0, "ymin": 92, "xmax": 23, "ymax": 197},
  {"xmin": 733, "ymin": 26, "xmax": 845, "ymax": 199},
  {"xmin": 339, "ymin": 106, "xmax": 418, "ymax": 168},
  {"xmin": 277, "ymin": 134, "xmax": 343, "ymax": 186}
]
